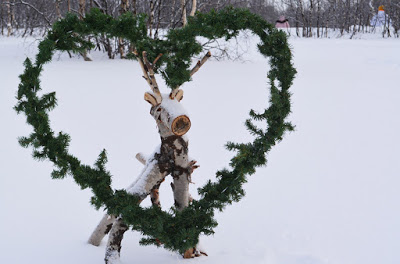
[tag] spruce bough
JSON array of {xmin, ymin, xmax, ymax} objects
[{"xmin": 15, "ymin": 7, "xmax": 296, "ymax": 254}]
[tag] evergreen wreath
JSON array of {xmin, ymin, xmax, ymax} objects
[{"xmin": 15, "ymin": 7, "xmax": 296, "ymax": 254}]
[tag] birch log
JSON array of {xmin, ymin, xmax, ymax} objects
[
  {"xmin": 105, "ymin": 217, "xmax": 128, "ymax": 264},
  {"xmin": 90, "ymin": 48, "xmax": 211, "ymax": 261},
  {"xmin": 104, "ymin": 155, "xmax": 169, "ymax": 264},
  {"xmin": 88, "ymin": 148, "xmax": 166, "ymax": 244},
  {"xmin": 88, "ymin": 214, "xmax": 116, "ymax": 246}
]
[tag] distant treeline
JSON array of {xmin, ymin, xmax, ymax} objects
[
  {"xmin": 0, "ymin": 1, "xmax": 279, "ymax": 35},
  {"xmin": 1, "ymin": 0, "xmax": 398, "ymax": 40},
  {"xmin": 281, "ymin": 0, "xmax": 399, "ymax": 38}
]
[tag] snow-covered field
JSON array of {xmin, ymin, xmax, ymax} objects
[{"xmin": 1, "ymin": 34, "xmax": 400, "ymax": 264}]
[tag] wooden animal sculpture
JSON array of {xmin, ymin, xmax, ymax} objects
[{"xmin": 88, "ymin": 51, "xmax": 211, "ymax": 264}]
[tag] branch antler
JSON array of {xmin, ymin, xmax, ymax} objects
[
  {"xmin": 134, "ymin": 50, "xmax": 163, "ymax": 105},
  {"xmin": 170, "ymin": 51, "xmax": 211, "ymax": 100}
]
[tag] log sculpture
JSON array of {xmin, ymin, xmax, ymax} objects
[{"xmin": 88, "ymin": 51, "xmax": 210, "ymax": 264}]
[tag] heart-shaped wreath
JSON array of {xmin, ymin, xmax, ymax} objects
[{"xmin": 15, "ymin": 6, "xmax": 296, "ymax": 261}]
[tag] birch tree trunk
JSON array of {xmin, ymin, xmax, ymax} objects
[
  {"xmin": 190, "ymin": 0, "xmax": 197, "ymax": 17},
  {"xmin": 118, "ymin": 0, "xmax": 129, "ymax": 58},
  {"xmin": 1, "ymin": 5, "xmax": 4, "ymax": 35},
  {"xmin": 78, "ymin": 0, "xmax": 92, "ymax": 61},
  {"xmin": 79, "ymin": 0, "xmax": 85, "ymax": 20},
  {"xmin": 132, "ymin": 0, "xmax": 137, "ymax": 15},
  {"xmin": 148, "ymin": 0, "xmax": 155, "ymax": 37},
  {"xmin": 7, "ymin": 0, "xmax": 12, "ymax": 36},
  {"xmin": 181, "ymin": 0, "xmax": 187, "ymax": 26},
  {"xmin": 55, "ymin": 0, "xmax": 62, "ymax": 19},
  {"xmin": 154, "ymin": 0, "xmax": 163, "ymax": 39}
]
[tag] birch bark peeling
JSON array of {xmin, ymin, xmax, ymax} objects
[{"xmin": 150, "ymin": 182, "xmax": 162, "ymax": 207}]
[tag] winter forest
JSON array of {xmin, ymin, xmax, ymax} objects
[
  {"xmin": 2, "ymin": 0, "xmax": 400, "ymax": 40},
  {"xmin": 1, "ymin": 0, "xmax": 400, "ymax": 264}
]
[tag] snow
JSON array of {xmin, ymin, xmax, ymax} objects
[
  {"xmin": 1, "ymin": 34, "xmax": 400, "ymax": 264},
  {"xmin": 160, "ymin": 93, "xmax": 189, "ymax": 119},
  {"xmin": 127, "ymin": 145, "xmax": 160, "ymax": 196}
]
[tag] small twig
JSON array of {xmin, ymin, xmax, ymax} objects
[
  {"xmin": 190, "ymin": 51, "xmax": 211, "ymax": 76},
  {"xmin": 174, "ymin": 51, "xmax": 211, "ymax": 90},
  {"xmin": 153, "ymin": 53, "xmax": 163, "ymax": 65}
]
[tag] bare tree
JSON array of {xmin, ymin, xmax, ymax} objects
[
  {"xmin": 6, "ymin": 0, "xmax": 12, "ymax": 36},
  {"xmin": 181, "ymin": 0, "xmax": 187, "ymax": 26}
]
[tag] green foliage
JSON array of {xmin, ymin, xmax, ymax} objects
[{"xmin": 15, "ymin": 7, "xmax": 296, "ymax": 254}]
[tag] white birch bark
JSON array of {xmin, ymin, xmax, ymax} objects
[
  {"xmin": 7, "ymin": 1, "xmax": 12, "ymax": 37},
  {"xmin": 118, "ymin": 0, "xmax": 129, "ymax": 58},
  {"xmin": 55, "ymin": 0, "xmax": 62, "ymax": 19},
  {"xmin": 181, "ymin": 0, "xmax": 187, "ymax": 26},
  {"xmin": 103, "ymin": 150, "xmax": 169, "ymax": 263},
  {"xmin": 88, "ymin": 214, "xmax": 116, "ymax": 246},
  {"xmin": 89, "ymin": 51, "xmax": 211, "ymax": 262},
  {"xmin": 149, "ymin": 0, "xmax": 155, "ymax": 37},
  {"xmin": 105, "ymin": 217, "xmax": 128, "ymax": 264},
  {"xmin": 190, "ymin": 0, "xmax": 197, "ymax": 17}
]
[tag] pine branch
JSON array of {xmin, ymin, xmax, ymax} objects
[{"xmin": 15, "ymin": 7, "xmax": 296, "ymax": 254}]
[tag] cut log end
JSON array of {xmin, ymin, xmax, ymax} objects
[
  {"xmin": 183, "ymin": 247, "xmax": 208, "ymax": 258},
  {"xmin": 171, "ymin": 115, "xmax": 191, "ymax": 136},
  {"xmin": 183, "ymin": 248, "xmax": 194, "ymax": 259}
]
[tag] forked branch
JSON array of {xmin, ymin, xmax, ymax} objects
[{"xmin": 133, "ymin": 50, "xmax": 162, "ymax": 104}]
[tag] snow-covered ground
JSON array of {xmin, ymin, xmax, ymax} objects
[{"xmin": 1, "ymin": 34, "xmax": 400, "ymax": 264}]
